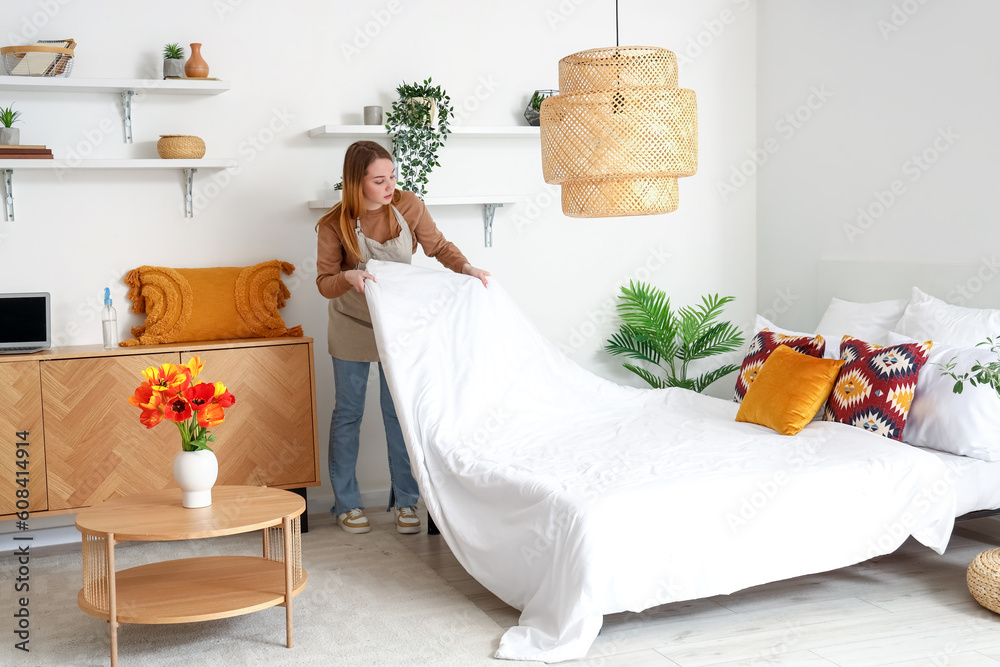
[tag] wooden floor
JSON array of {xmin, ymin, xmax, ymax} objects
[{"xmin": 387, "ymin": 513, "xmax": 1000, "ymax": 666}]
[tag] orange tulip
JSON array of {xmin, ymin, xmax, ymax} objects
[
  {"xmin": 142, "ymin": 362, "xmax": 190, "ymax": 399},
  {"xmin": 184, "ymin": 356, "xmax": 204, "ymax": 382},
  {"xmin": 139, "ymin": 408, "xmax": 164, "ymax": 429},
  {"xmin": 163, "ymin": 395, "xmax": 193, "ymax": 422},
  {"xmin": 129, "ymin": 382, "xmax": 161, "ymax": 411},
  {"xmin": 197, "ymin": 402, "xmax": 226, "ymax": 428},
  {"xmin": 212, "ymin": 382, "xmax": 236, "ymax": 408}
]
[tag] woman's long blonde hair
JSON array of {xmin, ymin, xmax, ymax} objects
[{"xmin": 321, "ymin": 140, "xmax": 400, "ymax": 260}]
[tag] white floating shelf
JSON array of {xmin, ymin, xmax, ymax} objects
[
  {"xmin": 0, "ymin": 158, "xmax": 235, "ymax": 170},
  {"xmin": 307, "ymin": 195, "xmax": 533, "ymax": 248},
  {"xmin": 308, "ymin": 124, "xmax": 539, "ymax": 138},
  {"xmin": 0, "ymin": 76, "xmax": 231, "ymax": 94},
  {"xmin": 307, "ymin": 194, "xmax": 533, "ymax": 210},
  {"xmin": 0, "ymin": 77, "xmax": 231, "ymax": 144},
  {"xmin": 0, "ymin": 159, "xmax": 238, "ymax": 221}
]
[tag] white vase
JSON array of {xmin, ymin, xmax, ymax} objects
[{"xmin": 173, "ymin": 449, "xmax": 219, "ymax": 508}]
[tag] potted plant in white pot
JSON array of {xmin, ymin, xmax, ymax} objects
[
  {"xmin": 384, "ymin": 77, "xmax": 453, "ymax": 198},
  {"xmin": 0, "ymin": 104, "xmax": 22, "ymax": 146},
  {"xmin": 163, "ymin": 43, "xmax": 185, "ymax": 78}
]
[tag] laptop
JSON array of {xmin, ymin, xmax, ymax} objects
[{"xmin": 0, "ymin": 292, "xmax": 51, "ymax": 354}]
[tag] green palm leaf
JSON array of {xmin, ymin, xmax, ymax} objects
[
  {"xmin": 623, "ymin": 363, "xmax": 668, "ymax": 389},
  {"xmin": 605, "ymin": 283, "xmax": 745, "ymax": 393}
]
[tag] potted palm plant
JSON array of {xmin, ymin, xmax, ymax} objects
[
  {"xmin": 384, "ymin": 77, "xmax": 453, "ymax": 198},
  {"xmin": 605, "ymin": 282, "xmax": 745, "ymax": 392},
  {"xmin": 0, "ymin": 104, "xmax": 22, "ymax": 146},
  {"xmin": 163, "ymin": 43, "xmax": 185, "ymax": 78}
]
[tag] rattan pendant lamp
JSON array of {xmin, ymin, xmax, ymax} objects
[{"xmin": 539, "ymin": 3, "xmax": 698, "ymax": 217}]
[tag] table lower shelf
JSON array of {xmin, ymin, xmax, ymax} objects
[{"xmin": 77, "ymin": 555, "xmax": 308, "ymax": 624}]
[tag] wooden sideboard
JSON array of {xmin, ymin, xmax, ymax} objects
[{"xmin": 0, "ymin": 337, "xmax": 320, "ymax": 519}]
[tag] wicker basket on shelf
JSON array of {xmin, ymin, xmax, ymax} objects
[
  {"xmin": 157, "ymin": 135, "xmax": 206, "ymax": 159},
  {"xmin": 1, "ymin": 45, "xmax": 75, "ymax": 77},
  {"xmin": 968, "ymin": 548, "xmax": 1000, "ymax": 613}
]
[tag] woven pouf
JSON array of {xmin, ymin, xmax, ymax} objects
[{"xmin": 968, "ymin": 548, "xmax": 1000, "ymax": 613}]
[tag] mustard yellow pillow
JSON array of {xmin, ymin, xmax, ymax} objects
[
  {"xmin": 736, "ymin": 344, "xmax": 845, "ymax": 436},
  {"xmin": 120, "ymin": 260, "xmax": 303, "ymax": 346}
]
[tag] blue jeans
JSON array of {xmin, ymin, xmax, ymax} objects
[{"xmin": 329, "ymin": 357, "xmax": 420, "ymax": 516}]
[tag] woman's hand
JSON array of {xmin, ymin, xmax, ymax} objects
[
  {"xmin": 462, "ymin": 263, "xmax": 490, "ymax": 287},
  {"xmin": 344, "ymin": 269, "xmax": 375, "ymax": 293}
]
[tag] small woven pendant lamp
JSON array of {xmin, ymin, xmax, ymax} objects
[{"xmin": 540, "ymin": 45, "xmax": 698, "ymax": 217}]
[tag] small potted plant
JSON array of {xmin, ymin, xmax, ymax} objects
[
  {"xmin": 0, "ymin": 104, "xmax": 22, "ymax": 146},
  {"xmin": 163, "ymin": 43, "xmax": 185, "ymax": 79},
  {"xmin": 384, "ymin": 77, "xmax": 454, "ymax": 197},
  {"xmin": 524, "ymin": 89, "xmax": 558, "ymax": 126}
]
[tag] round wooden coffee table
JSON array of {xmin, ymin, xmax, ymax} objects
[{"xmin": 75, "ymin": 485, "xmax": 307, "ymax": 667}]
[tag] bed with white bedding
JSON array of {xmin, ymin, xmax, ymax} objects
[{"xmin": 362, "ymin": 260, "xmax": 985, "ymax": 662}]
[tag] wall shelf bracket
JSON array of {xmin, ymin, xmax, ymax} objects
[
  {"xmin": 121, "ymin": 89, "xmax": 135, "ymax": 144},
  {"xmin": 2, "ymin": 169, "xmax": 13, "ymax": 222},
  {"xmin": 482, "ymin": 203, "xmax": 502, "ymax": 247},
  {"xmin": 184, "ymin": 168, "xmax": 197, "ymax": 218}
]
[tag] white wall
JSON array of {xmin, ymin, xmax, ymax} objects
[
  {"xmin": 0, "ymin": 0, "xmax": 756, "ymax": 525},
  {"xmin": 756, "ymin": 0, "xmax": 999, "ymax": 332}
]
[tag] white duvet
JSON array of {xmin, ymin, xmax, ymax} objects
[{"xmin": 364, "ymin": 260, "xmax": 957, "ymax": 663}]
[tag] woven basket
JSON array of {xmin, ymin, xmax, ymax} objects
[
  {"xmin": 157, "ymin": 135, "xmax": 206, "ymax": 159},
  {"xmin": 1, "ymin": 45, "xmax": 75, "ymax": 77},
  {"xmin": 968, "ymin": 548, "xmax": 1000, "ymax": 613},
  {"xmin": 540, "ymin": 46, "xmax": 697, "ymax": 217}
]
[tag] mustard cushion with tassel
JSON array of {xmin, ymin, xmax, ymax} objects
[{"xmin": 120, "ymin": 260, "xmax": 303, "ymax": 346}]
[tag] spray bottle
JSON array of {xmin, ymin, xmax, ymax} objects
[{"xmin": 102, "ymin": 287, "xmax": 117, "ymax": 350}]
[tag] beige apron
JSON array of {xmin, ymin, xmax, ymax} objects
[{"xmin": 328, "ymin": 205, "xmax": 413, "ymax": 361}]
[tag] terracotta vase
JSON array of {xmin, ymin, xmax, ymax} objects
[{"xmin": 185, "ymin": 43, "xmax": 209, "ymax": 78}]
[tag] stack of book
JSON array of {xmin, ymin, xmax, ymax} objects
[{"xmin": 0, "ymin": 145, "xmax": 53, "ymax": 159}]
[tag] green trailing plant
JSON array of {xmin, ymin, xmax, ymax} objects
[
  {"xmin": 605, "ymin": 282, "xmax": 745, "ymax": 392},
  {"xmin": 163, "ymin": 43, "xmax": 184, "ymax": 59},
  {"xmin": 936, "ymin": 336, "xmax": 1000, "ymax": 397},
  {"xmin": 0, "ymin": 104, "xmax": 22, "ymax": 128},
  {"xmin": 384, "ymin": 77, "xmax": 453, "ymax": 197}
]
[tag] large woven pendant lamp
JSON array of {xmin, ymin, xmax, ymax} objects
[{"xmin": 540, "ymin": 21, "xmax": 698, "ymax": 217}]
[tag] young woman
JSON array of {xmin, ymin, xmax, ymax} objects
[{"xmin": 315, "ymin": 140, "xmax": 489, "ymax": 534}]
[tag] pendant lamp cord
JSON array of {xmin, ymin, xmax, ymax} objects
[{"xmin": 615, "ymin": 0, "xmax": 619, "ymax": 46}]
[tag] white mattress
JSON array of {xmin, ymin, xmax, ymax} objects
[
  {"xmin": 364, "ymin": 261, "xmax": 960, "ymax": 663},
  {"xmin": 919, "ymin": 446, "xmax": 1000, "ymax": 517}
]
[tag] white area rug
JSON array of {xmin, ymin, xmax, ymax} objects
[{"xmin": 8, "ymin": 521, "xmax": 517, "ymax": 666}]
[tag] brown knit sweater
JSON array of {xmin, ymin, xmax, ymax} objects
[{"xmin": 316, "ymin": 190, "xmax": 470, "ymax": 299}]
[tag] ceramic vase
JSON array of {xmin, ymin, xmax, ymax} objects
[
  {"xmin": 173, "ymin": 449, "xmax": 218, "ymax": 508},
  {"xmin": 0, "ymin": 127, "xmax": 20, "ymax": 146},
  {"xmin": 185, "ymin": 43, "xmax": 209, "ymax": 78},
  {"xmin": 163, "ymin": 58, "xmax": 185, "ymax": 79},
  {"xmin": 406, "ymin": 97, "xmax": 438, "ymax": 126}
]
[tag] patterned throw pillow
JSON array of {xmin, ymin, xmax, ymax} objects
[
  {"xmin": 734, "ymin": 329, "xmax": 826, "ymax": 403},
  {"xmin": 823, "ymin": 336, "xmax": 933, "ymax": 441}
]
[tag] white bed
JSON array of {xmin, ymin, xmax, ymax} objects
[{"xmin": 363, "ymin": 260, "xmax": 986, "ymax": 663}]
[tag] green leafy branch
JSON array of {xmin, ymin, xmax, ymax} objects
[
  {"xmin": 605, "ymin": 282, "xmax": 745, "ymax": 393},
  {"xmin": 935, "ymin": 336, "xmax": 1000, "ymax": 397}
]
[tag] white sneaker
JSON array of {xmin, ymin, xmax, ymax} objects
[
  {"xmin": 337, "ymin": 508, "xmax": 371, "ymax": 534},
  {"xmin": 394, "ymin": 506, "xmax": 421, "ymax": 534}
]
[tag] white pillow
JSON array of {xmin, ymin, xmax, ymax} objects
[
  {"xmin": 753, "ymin": 314, "xmax": 811, "ymax": 337},
  {"xmin": 815, "ymin": 297, "xmax": 908, "ymax": 359},
  {"xmin": 888, "ymin": 331, "xmax": 1000, "ymax": 461},
  {"xmin": 894, "ymin": 287, "xmax": 1000, "ymax": 347}
]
